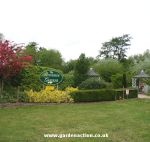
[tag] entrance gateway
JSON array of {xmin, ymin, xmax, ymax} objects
[{"xmin": 132, "ymin": 70, "xmax": 150, "ymax": 94}]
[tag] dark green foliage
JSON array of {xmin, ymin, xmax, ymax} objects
[
  {"xmin": 24, "ymin": 42, "xmax": 39, "ymax": 65},
  {"xmin": 63, "ymin": 60, "xmax": 77, "ymax": 73},
  {"xmin": 0, "ymin": 87, "xmax": 29, "ymax": 103},
  {"xmin": 111, "ymin": 73, "xmax": 123, "ymax": 88},
  {"xmin": 74, "ymin": 54, "xmax": 90, "ymax": 86},
  {"xmin": 78, "ymin": 78, "xmax": 109, "ymax": 89},
  {"xmin": 122, "ymin": 73, "xmax": 127, "ymax": 88},
  {"xmin": 98, "ymin": 34, "xmax": 132, "ymax": 61},
  {"xmin": 115, "ymin": 89, "xmax": 138, "ymax": 99},
  {"xmin": 70, "ymin": 89, "xmax": 116, "ymax": 102},
  {"xmin": 59, "ymin": 72, "xmax": 74, "ymax": 90},
  {"xmin": 38, "ymin": 48, "xmax": 63, "ymax": 70},
  {"xmin": 94, "ymin": 59, "xmax": 123, "ymax": 82},
  {"xmin": 70, "ymin": 89, "xmax": 138, "ymax": 102},
  {"xmin": 19, "ymin": 65, "xmax": 62, "ymax": 91},
  {"xmin": 24, "ymin": 43, "xmax": 63, "ymax": 69}
]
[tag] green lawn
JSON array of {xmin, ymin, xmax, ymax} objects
[{"xmin": 0, "ymin": 99, "xmax": 150, "ymax": 142}]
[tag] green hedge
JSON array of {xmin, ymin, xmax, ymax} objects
[
  {"xmin": 70, "ymin": 89, "xmax": 138, "ymax": 102},
  {"xmin": 115, "ymin": 89, "xmax": 138, "ymax": 99},
  {"xmin": 70, "ymin": 89, "xmax": 115, "ymax": 102}
]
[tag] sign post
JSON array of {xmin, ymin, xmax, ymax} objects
[{"xmin": 126, "ymin": 89, "xmax": 129, "ymax": 99}]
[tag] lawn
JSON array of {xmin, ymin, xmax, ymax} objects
[{"xmin": 0, "ymin": 99, "xmax": 150, "ymax": 142}]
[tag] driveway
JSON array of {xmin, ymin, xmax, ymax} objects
[{"xmin": 138, "ymin": 94, "xmax": 150, "ymax": 99}]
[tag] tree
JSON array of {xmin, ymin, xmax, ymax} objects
[
  {"xmin": 98, "ymin": 34, "xmax": 132, "ymax": 61},
  {"xmin": 74, "ymin": 53, "xmax": 90, "ymax": 86},
  {"xmin": 63, "ymin": 59, "xmax": 77, "ymax": 73},
  {"xmin": 38, "ymin": 48, "xmax": 63, "ymax": 69},
  {"xmin": 94, "ymin": 59, "xmax": 123, "ymax": 82},
  {"xmin": 24, "ymin": 42, "xmax": 64, "ymax": 69},
  {"xmin": 0, "ymin": 40, "xmax": 32, "ymax": 93},
  {"xmin": 24, "ymin": 42, "xmax": 39, "ymax": 65}
]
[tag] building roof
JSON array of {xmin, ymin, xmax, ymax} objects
[
  {"xmin": 133, "ymin": 70, "xmax": 150, "ymax": 78},
  {"xmin": 87, "ymin": 68, "xmax": 99, "ymax": 77}
]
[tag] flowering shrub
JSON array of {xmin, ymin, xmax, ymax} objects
[
  {"xmin": 45, "ymin": 86, "xmax": 55, "ymax": 91},
  {"xmin": 65, "ymin": 87, "xmax": 78, "ymax": 93},
  {"xmin": 26, "ymin": 87, "xmax": 78, "ymax": 103}
]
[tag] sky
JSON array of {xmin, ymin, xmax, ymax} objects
[{"xmin": 0, "ymin": 0, "xmax": 150, "ymax": 61}]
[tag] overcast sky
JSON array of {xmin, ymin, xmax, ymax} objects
[{"xmin": 0, "ymin": 0, "xmax": 150, "ymax": 61}]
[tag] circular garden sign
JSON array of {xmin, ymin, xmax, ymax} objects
[{"xmin": 40, "ymin": 70, "xmax": 63, "ymax": 85}]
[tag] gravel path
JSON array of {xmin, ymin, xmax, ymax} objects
[{"xmin": 138, "ymin": 94, "xmax": 150, "ymax": 99}]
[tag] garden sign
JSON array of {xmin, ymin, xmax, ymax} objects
[{"xmin": 40, "ymin": 70, "xmax": 63, "ymax": 85}]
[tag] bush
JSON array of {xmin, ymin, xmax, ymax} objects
[
  {"xmin": 26, "ymin": 87, "xmax": 78, "ymax": 103},
  {"xmin": 115, "ymin": 89, "xmax": 138, "ymax": 99},
  {"xmin": 70, "ymin": 89, "xmax": 138, "ymax": 102},
  {"xmin": 0, "ymin": 90, "xmax": 29, "ymax": 103},
  {"xmin": 19, "ymin": 65, "xmax": 63, "ymax": 91},
  {"xmin": 111, "ymin": 73, "xmax": 123, "ymax": 88},
  {"xmin": 70, "ymin": 89, "xmax": 116, "ymax": 102},
  {"xmin": 78, "ymin": 78, "xmax": 109, "ymax": 89},
  {"xmin": 94, "ymin": 59, "xmax": 123, "ymax": 82},
  {"xmin": 58, "ymin": 72, "xmax": 74, "ymax": 90}
]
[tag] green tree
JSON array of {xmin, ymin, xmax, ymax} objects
[
  {"xmin": 74, "ymin": 54, "xmax": 90, "ymax": 86},
  {"xmin": 24, "ymin": 42, "xmax": 39, "ymax": 65},
  {"xmin": 94, "ymin": 59, "xmax": 123, "ymax": 82},
  {"xmin": 38, "ymin": 48, "xmax": 63, "ymax": 69},
  {"xmin": 24, "ymin": 42, "xmax": 63, "ymax": 69},
  {"xmin": 63, "ymin": 59, "xmax": 77, "ymax": 73},
  {"xmin": 98, "ymin": 34, "xmax": 132, "ymax": 61}
]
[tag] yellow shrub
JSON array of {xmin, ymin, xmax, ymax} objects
[
  {"xmin": 65, "ymin": 87, "xmax": 78, "ymax": 93},
  {"xmin": 45, "ymin": 86, "xmax": 55, "ymax": 91},
  {"xmin": 26, "ymin": 87, "xmax": 75, "ymax": 103}
]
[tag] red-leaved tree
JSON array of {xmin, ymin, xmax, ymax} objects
[{"xmin": 0, "ymin": 40, "xmax": 32, "ymax": 93}]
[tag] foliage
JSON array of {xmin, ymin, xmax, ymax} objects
[
  {"xmin": 38, "ymin": 48, "xmax": 63, "ymax": 69},
  {"xmin": 74, "ymin": 53, "xmax": 90, "ymax": 86},
  {"xmin": 115, "ymin": 89, "xmax": 138, "ymax": 99},
  {"xmin": 63, "ymin": 60, "xmax": 77, "ymax": 73},
  {"xmin": 24, "ymin": 42, "xmax": 39, "ymax": 65},
  {"xmin": 59, "ymin": 72, "xmax": 74, "ymax": 90},
  {"xmin": 0, "ymin": 87, "xmax": 28, "ymax": 103},
  {"xmin": 130, "ymin": 56, "xmax": 150, "ymax": 75},
  {"xmin": 98, "ymin": 34, "xmax": 132, "ymax": 61},
  {"xmin": 70, "ymin": 89, "xmax": 116, "ymax": 102},
  {"xmin": 111, "ymin": 73, "xmax": 124, "ymax": 88},
  {"xmin": 19, "ymin": 65, "xmax": 63, "ymax": 91},
  {"xmin": 94, "ymin": 59, "xmax": 123, "ymax": 82},
  {"xmin": 24, "ymin": 43, "xmax": 63, "ymax": 69},
  {"xmin": 65, "ymin": 86, "xmax": 78, "ymax": 92},
  {"xmin": 70, "ymin": 88, "xmax": 137, "ymax": 102},
  {"xmin": 26, "ymin": 87, "xmax": 78, "ymax": 103},
  {"xmin": 0, "ymin": 40, "xmax": 32, "ymax": 79},
  {"xmin": 45, "ymin": 86, "xmax": 55, "ymax": 91},
  {"xmin": 78, "ymin": 78, "xmax": 110, "ymax": 89}
]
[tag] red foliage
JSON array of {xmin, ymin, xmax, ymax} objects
[{"xmin": 0, "ymin": 40, "xmax": 32, "ymax": 79}]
